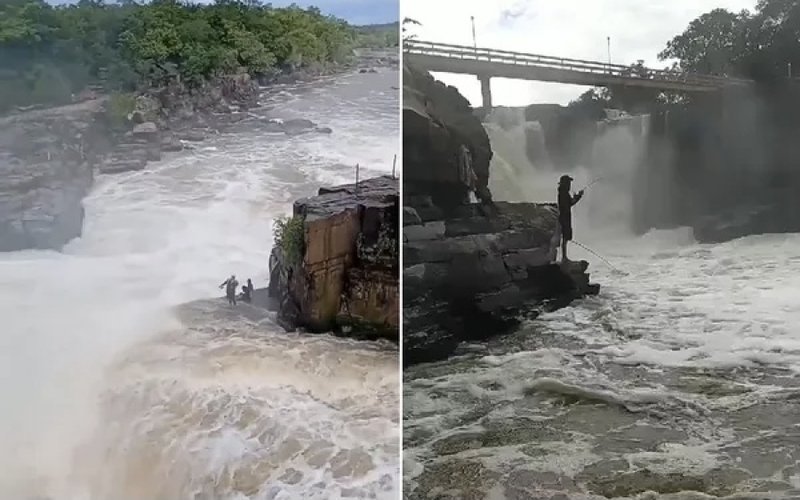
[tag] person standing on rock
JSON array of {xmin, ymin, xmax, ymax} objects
[
  {"xmin": 557, "ymin": 174, "xmax": 584, "ymax": 263},
  {"xmin": 219, "ymin": 274, "xmax": 239, "ymax": 306}
]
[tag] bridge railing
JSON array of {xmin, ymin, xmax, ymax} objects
[{"xmin": 404, "ymin": 40, "xmax": 751, "ymax": 88}]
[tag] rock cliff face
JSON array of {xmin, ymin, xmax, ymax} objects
[
  {"xmin": 268, "ymin": 175, "xmax": 399, "ymax": 339},
  {"xmin": 403, "ymin": 63, "xmax": 493, "ymax": 207},
  {"xmin": 403, "ymin": 70, "xmax": 599, "ymax": 366},
  {"xmin": 0, "ymin": 100, "xmax": 104, "ymax": 251},
  {"xmin": 404, "ymin": 200, "xmax": 598, "ymax": 364}
]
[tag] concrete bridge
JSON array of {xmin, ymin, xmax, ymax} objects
[{"xmin": 404, "ymin": 40, "xmax": 752, "ymax": 109}]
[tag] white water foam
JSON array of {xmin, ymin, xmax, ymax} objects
[
  {"xmin": 0, "ymin": 70, "xmax": 399, "ymax": 499},
  {"xmin": 404, "ymin": 105, "xmax": 800, "ymax": 498}
]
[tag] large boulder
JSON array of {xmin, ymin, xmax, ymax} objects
[{"xmin": 268, "ymin": 175, "xmax": 399, "ymax": 339}]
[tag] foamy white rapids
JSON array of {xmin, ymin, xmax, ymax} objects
[
  {"xmin": 404, "ymin": 109, "xmax": 800, "ymax": 499},
  {"xmin": 0, "ymin": 70, "xmax": 399, "ymax": 500}
]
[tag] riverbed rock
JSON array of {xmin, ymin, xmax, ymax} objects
[
  {"xmin": 0, "ymin": 101, "xmax": 102, "ymax": 251},
  {"xmin": 282, "ymin": 118, "xmax": 317, "ymax": 135},
  {"xmin": 403, "ymin": 201, "xmax": 599, "ymax": 365},
  {"xmin": 177, "ymin": 131, "xmax": 205, "ymax": 142},
  {"xmin": 268, "ymin": 175, "xmax": 399, "ymax": 339},
  {"xmin": 132, "ymin": 121, "xmax": 158, "ymax": 138}
]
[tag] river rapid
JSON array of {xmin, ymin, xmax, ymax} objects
[
  {"xmin": 404, "ymin": 112, "xmax": 800, "ymax": 499},
  {"xmin": 0, "ymin": 69, "xmax": 400, "ymax": 500}
]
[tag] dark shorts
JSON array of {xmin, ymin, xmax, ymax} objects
[{"xmin": 560, "ymin": 218, "xmax": 573, "ymax": 242}]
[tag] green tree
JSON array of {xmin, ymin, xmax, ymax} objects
[
  {"xmin": 659, "ymin": 8, "xmax": 748, "ymax": 76},
  {"xmin": 402, "ymin": 17, "xmax": 421, "ymax": 41},
  {"xmin": 0, "ymin": 0, "xmax": 360, "ymax": 112}
]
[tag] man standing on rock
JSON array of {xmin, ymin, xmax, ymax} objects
[
  {"xmin": 558, "ymin": 174, "xmax": 584, "ymax": 263},
  {"xmin": 219, "ymin": 274, "xmax": 239, "ymax": 306}
]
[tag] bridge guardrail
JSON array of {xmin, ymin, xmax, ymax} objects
[{"xmin": 404, "ymin": 40, "xmax": 752, "ymax": 88}]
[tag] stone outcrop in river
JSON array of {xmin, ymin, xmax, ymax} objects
[
  {"xmin": 267, "ymin": 175, "xmax": 399, "ymax": 339},
  {"xmin": 403, "ymin": 65, "xmax": 599, "ymax": 365},
  {"xmin": 0, "ymin": 101, "xmax": 103, "ymax": 251}
]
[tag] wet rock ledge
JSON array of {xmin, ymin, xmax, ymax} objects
[
  {"xmin": 267, "ymin": 175, "xmax": 399, "ymax": 340},
  {"xmin": 403, "ymin": 199, "xmax": 600, "ymax": 365}
]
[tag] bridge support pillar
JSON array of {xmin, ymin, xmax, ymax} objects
[{"xmin": 478, "ymin": 75, "xmax": 492, "ymax": 111}]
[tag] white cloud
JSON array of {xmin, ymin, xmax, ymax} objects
[{"xmin": 403, "ymin": 0, "xmax": 756, "ymax": 106}]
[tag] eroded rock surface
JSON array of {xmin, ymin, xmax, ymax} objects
[
  {"xmin": 403, "ymin": 200, "xmax": 598, "ymax": 365},
  {"xmin": 403, "ymin": 62, "xmax": 493, "ymax": 207},
  {"xmin": 0, "ymin": 101, "xmax": 101, "ymax": 251},
  {"xmin": 268, "ymin": 175, "xmax": 399, "ymax": 339}
]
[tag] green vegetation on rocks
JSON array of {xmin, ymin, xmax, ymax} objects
[
  {"xmin": 106, "ymin": 92, "xmax": 137, "ymax": 129},
  {"xmin": 0, "ymin": 0, "xmax": 363, "ymax": 113},
  {"xmin": 273, "ymin": 215, "xmax": 305, "ymax": 265}
]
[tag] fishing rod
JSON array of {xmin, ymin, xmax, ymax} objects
[
  {"xmin": 576, "ymin": 171, "xmax": 628, "ymax": 193},
  {"xmin": 581, "ymin": 176, "xmax": 605, "ymax": 191},
  {"xmin": 571, "ymin": 240, "xmax": 629, "ymax": 276}
]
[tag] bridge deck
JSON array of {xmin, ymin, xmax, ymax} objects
[{"xmin": 404, "ymin": 40, "xmax": 751, "ymax": 92}]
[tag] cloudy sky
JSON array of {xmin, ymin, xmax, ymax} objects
[
  {"xmin": 46, "ymin": 0, "xmax": 398, "ymax": 25},
  {"xmin": 403, "ymin": 0, "xmax": 756, "ymax": 106}
]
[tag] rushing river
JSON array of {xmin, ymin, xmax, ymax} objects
[
  {"xmin": 0, "ymin": 70, "xmax": 400, "ymax": 500},
  {"xmin": 404, "ymin": 112, "xmax": 800, "ymax": 499}
]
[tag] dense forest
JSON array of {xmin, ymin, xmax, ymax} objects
[
  {"xmin": 0, "ymin": 0, "xmax": 395, "ymax": 112},
  {"xmin": 353, "ymin": 22, "xmax": 399, "ymax": 49}
]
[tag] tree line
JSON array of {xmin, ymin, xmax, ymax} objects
[
  {"xmin": 0, "ymin": 0, "xmax": 378, "ymax": 112},
  {"xmin": 353, "ymin": 22, "xmax": 399, "ymax": 49},
  {"xmin": 569, "ymin": 0, "xmax": 800, "ymax": 112}
]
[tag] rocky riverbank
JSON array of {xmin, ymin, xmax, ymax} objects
[
  {"xmin": 267, "ymin": 175, "xmax": 399, "ymax": 340},
  {"xmin": 403, "ymin": 62, "xmax": 599, "ymax": 365},
  {"xmin": 0, "ymin": 52, "xmax": 397, "ymax": 253}
]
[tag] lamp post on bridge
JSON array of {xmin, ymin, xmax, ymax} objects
[
  {"xmin": 471, "ymin": 16, "xmax": 477, "ymax": 50},
  {"xmin": 607, "ymin": 36, "xmax": 611, "ymax": 72}
]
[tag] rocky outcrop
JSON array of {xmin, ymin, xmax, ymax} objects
[
  {"xmin": 268, "ymin": 175, "xmax": 399, "ymax": 339},
  {"xmin": 403, "ymin": 62, "xmax": 493, "ymax": 207},
  {"xmin": 353, "ymin": 48, "xmax": 400, "ymax": 71},
  {"xmin": 98, "ymin": 71, "xmax": 260, "ymax": 175},
  {"xmin": 404, "ymin": 200, "xmax": 599, "ymax": 365},
  {"xmin": 0, "ymin": 100, "xmax": 104, "ymax": 251},
  {"xmin": 403, "ymin": 69, "xmax": 599, "ymax": 366},
  {"xmin": 258, "ymin": 118, "xmax": 334, "ymax": 136}
]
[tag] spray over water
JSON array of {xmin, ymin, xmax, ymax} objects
[{"xmin": 1, "ymin": 70, "xmax": 400, "ymax": 500}]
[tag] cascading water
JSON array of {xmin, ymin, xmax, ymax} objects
[
  {"xmin": 484, "ymin": 105, "xmax": 650, "ymax": 235},
  {"xmin": 1, "ymin": 70, "xmax": 399, "ymax": 500},
  {"xmin": 404, "ymin": 102, "xmax": 800, "ymax": 499}
]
